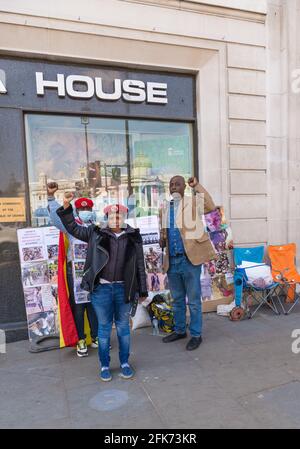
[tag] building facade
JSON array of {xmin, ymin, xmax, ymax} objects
[{"xmin": 0, "ymin": 0, "xmax": 299, "ymax": 340}]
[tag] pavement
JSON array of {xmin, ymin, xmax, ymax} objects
[{"xmin": 1, "ymin": 306, "xmax": 300, "ymax": 429}]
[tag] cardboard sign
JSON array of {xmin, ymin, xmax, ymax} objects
[{"xmin": 0, "ymin": 197, "xmax": 26, "ymax": 222}]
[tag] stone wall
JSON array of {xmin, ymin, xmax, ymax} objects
[{"xmin": 0, "ymin": 0, "xmax": 298, "ymax": 250}]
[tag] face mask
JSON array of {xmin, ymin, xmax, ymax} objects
[{"xmin": 78, "ymin": 211, "xmax": 94, "ymax": 223}]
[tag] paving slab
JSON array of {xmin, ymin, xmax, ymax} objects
[
  {"xmin": 0, "ymin": 370, "xmax": 68, "ymax": 428},
  {"xmin": 140, "ymin": 376, "xmax": 262, "ymax": 429},
  {"xmin": 238, "ymin": 380, "xmax": 300, "ymax": 428}
]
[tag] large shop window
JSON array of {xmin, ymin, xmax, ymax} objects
[{"xmin": 25, "ymin": 114, "xmax": 194, "ymax": 226}]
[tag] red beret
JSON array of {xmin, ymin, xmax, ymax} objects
[
  {"xmin": 74, "ymin": 197, "xmax": 94, "ymax": 209},
  {"xmin": 104, "ymin": 204, "xmax": 128, "ymax": 215}
]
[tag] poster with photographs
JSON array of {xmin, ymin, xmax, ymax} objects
[
  {"xmin": 201, "ymin": 206, "xmax": 234, "ymax": 303},
  {"xmin": 17, "ymin": 226, "xmax": 60, "ymax": 342},
  {"xmin": 71, "ymin": 238, "xmax": 90, "ymax": 304},
  {"xmin": 127, "ymin": 215, "xmax": 170, "ymax": 303}
]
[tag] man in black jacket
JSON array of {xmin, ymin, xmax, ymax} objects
[{"xmin": 57, "ymin": 193, "xmax": 148, "ymax": 382}]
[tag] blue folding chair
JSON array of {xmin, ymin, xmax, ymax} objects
[
  {"xmin": 231, "ymin": 246, "xmax": 280, "ymax": 320},
  {"xmin": 233, "ymin": 246, "xmax": 265, "ymax": 267}
]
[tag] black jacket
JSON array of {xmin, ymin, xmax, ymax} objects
[{"xmin": 56, "ymin": 205, "xmax": 148, "ymax": 303}]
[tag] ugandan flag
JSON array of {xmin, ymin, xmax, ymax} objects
[{"xmin": 57, "ymin": 232, "xmax": 78, "ymax": 347}]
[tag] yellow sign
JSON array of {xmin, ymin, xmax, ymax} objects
[{"xmin": 0, "ymin": 197, "xmax": 26, "ymax": 222}]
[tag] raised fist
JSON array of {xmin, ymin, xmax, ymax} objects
[
  {"xmin": 188, "ymin": 177, "xmax": 199, "ymax": 188},
  {"xmin": 47, "ymin": 182, "xmax": 58, "ymax": 197},
  {"xmin": 63, "ymin": 191, "xmax": 75, "ymax": 209}
]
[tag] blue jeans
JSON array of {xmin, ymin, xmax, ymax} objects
[
  {"xmin": 167, "ymin": 255, "xmax": 202, "ymax": 337},
  {"xmin": 91, "ymin": 283, "xmax": 131, "ymax": 368}
]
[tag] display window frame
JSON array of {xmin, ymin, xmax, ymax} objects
[{"xmin": 22, "ymin": 110, "xmax": 198, "ymax": 227}]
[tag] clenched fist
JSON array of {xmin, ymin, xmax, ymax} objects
[
  {"xmin": 47, "ymin": 182, "xmax": 58, "ymax": 197},
  {"xmin": 188, "ymin": 177, "xmax": 199, "ymax": 189},
  {"xmin": 63, "ymin": 191, "xmax": 75, "ymax": 209}
]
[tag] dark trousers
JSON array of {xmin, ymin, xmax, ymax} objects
[{"xmin": 66, "ymin": 263, "xmax": 98, "ymax": 341}]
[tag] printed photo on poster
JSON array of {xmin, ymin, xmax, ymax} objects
[
  {"xmin": 21, "ymin": 246, "xmax": 44, "ymax": 263},
  {"xmin": 47, "ymin": 244, "xmax": 59, "ymax": 260},
  {"xmin": 200, "ymin": 265, "xmax": 213, "ymax": 301},
  {"xmin": 27, "ymin": 311, "xmax": 58, "ymax": 340},
  {"xmin": 48, "ymin": 260, "xmax": 58, "ymax": 284},
  {"xmin": 74, "ymin": 270, "xmax": 84, "ymax": 280},
  {"xmin": 73, "ymin": 243, "xmax": 87, "ymax": 260},
  {"xmin": 144, "ymin": 244, "xmax": 162, "ymax": 273},
  {"xmin": 74, "ymin": 278, "xmax": 90, "ymax": 304},
  {"xmin": 22, "ymin": 262, "xmax": 49, "ymax": 287},
  {"xmin": 209, "ymin": 230, "xmax": 227, "ymax": 253},
  {"xmin": 147, "ymin": 272, "xmax": 169, "ymax": 292},
  {"xmin": 40, "ymin": 284, "xmax": 57, "ymax": 312},
  {"xmin": 141, "ymin": 231, "xmax": 159, "ymax": 245},
  {"xmin": 74, "ymin": 279, "xmax": 83, "ymax": 293},
  {"xmin": 51, "ymin": 285, "xmax": 58, "ymax": 305},
  {"xmin": 74, "ymin": 261, "xmax": 85, "ymax": 271},
  {"xmin": 24, "ymin": 287, "xmax": 44, "ymax": 314},
  {"xmin": 75, "ymin": 291, "xmax": 90, "ymax": 304}
]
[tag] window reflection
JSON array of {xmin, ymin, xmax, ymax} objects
[
  {"xmin": 128, "ymin": 120, "xmax": 193, "ymax": 217},
  {"xmin": 25, "ymin": 114, "xmax": 193, "ymax": 226}
]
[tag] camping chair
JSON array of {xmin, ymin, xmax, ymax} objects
[
  {"xmin": 231, "ymin": 246, "xmax": 280, "ymax": 320},
  {"xmin": 268, "ymin": 243, "xmax": 300, "ymax": 314}
]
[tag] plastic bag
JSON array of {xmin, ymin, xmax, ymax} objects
[
  {"xmin": 217, "ymin": 300, "xmax": 237, "ymax": 316},
  {"xmin": 237, "ymin": 261, "xmax": 274, "ymax": 288},
  {"xmin": 131, "ymin": 303, "xmax": 152, "ymax": 331}
]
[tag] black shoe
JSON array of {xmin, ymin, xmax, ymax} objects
[
  {"xmin": 162, "ymin": 332, "xmax": 187, "ymax": 343},
  {"xmin": 186, "ymin": 336, "xmax": 202, "ymax": 351}
]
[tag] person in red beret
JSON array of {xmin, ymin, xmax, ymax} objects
[
  {"xmin": 47, "ymin": 182, "xmax": 98, "ymax": 357},
  {"xmin": 56, "ymin": 194, "xmax": 148, "ymax": 382}
]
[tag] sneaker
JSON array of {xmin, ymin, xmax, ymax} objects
[
  {"xmin": 100, "ymin": 367, "xmax": 112, "ymax": 382},
  {"xmin": 76, "ymin": 339, "xmax": 88, "ymax": 357},
  {"xmin": 91, "ymin": 337, "xmax": 98, "ymax": 348},
  {"xmin": 120, "ymin": 363, "xmax": 134, "ymax": 379}
]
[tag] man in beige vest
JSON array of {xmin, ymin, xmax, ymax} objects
[{"xmin": 159, "ymin": 176, "xmax": 216, "ymax": 350}]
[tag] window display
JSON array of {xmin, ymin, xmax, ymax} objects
[{"xmin": 25, "ymin": 114, "xmax": 194, "ymax": 225}]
